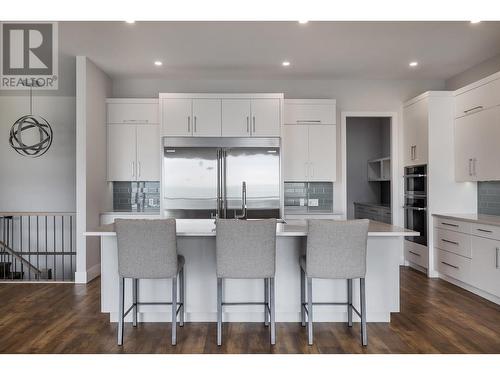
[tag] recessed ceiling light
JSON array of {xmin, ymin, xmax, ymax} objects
[
  {"xmin": 282, "ymin": 61, "xmax": 291, "ymax": 67},
  {"xmin": 154, "ymin": 61, "xmax": 163, "ymax": 66},
  {"xmin": 125, "ymin": 20, "xmax": 135, "ymax": 24},
  {"xmin": 298, "ymin": 20, "xmax": 309, "ymax": 24},
  {"xmin": 470, "ymin": 20, "xmax": 481, "ymax": 24},
  {"xmin": 409, "ymin": 61, "xmax": 418, "ymax": 67}
]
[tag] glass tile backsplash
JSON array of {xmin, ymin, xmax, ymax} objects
[
  {"xmin": 284, "ymin": 182, "xmax": 333, "ymax": 214},
  {"xmin": 113, "ymin": 181, "xmax": 161, "ymax": 212},
  {"xmin": 478, "ymin": 181, "xmax": 500, "ymax": 216}
]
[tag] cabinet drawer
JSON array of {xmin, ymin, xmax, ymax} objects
[
  {"xmin": 455, "ymin": 78, "xmax": 500, "ymax": 118},
  {"xmin": 470, "ymin": 236, "xmax": 500, "ymax": 297},
  {"xmin": 107, "ymin": 102, "xmax": 159, "ymax": 124},
  {"xmin": 404, "ymin": 241, "xmax": 428, "ymax": 268},
  {"xmin": 470, "ymin": 223, "xmax": 500, "ymax": 241},
  {"xmin": 284, "ymin": 103, "xmax": 336, "ymax": 125},
  {"xmin": 436, "ymin": 249, "xmax": 472, "ymax": 283},
  {"xmin": 434, "ymin": 228, "xmax": 472, "ymax": 258},
  {"xmin": 435, "ymin": 217, "xmax": 471, "ymax": 234}
]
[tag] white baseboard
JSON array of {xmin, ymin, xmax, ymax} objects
[
  {"xmin": 438, "ymin": 273, "xmax": 500, "ymax": 305},
  {"xmin": 74, "ymin": 263, "xmax": 101, "ymax": 284},
  {"xmin": 108, "ymin": 311, "xmax": 390, "ymax": 323}
]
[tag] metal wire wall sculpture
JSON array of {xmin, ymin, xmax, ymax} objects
[{"xmin": 8, "ymin": 86, "xmax": 54, "ymax": 158}]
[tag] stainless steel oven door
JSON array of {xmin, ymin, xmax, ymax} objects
[{"xmin": 404, "ymin": 206, "xmax": 427, "ymax": 246}]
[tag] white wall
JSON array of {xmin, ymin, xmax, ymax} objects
[
  {"xmin": 76, "ymin": 56, "xmax": 112, "ymax": 284},
  {"xmin": 0, "ymin": 96, "xmax": 76, "ymax": 212},
  {"xmin": 112, "ymin": 77, "xmax": 444, "ymax": 214}
]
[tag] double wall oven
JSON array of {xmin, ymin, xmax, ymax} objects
[{"xmin": 404, "ymin": 165, "xmax": 427, "ymax": 246}]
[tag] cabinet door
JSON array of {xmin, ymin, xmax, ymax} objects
[
  {"xmin": 136, "ymin": 125, "xmax": 160, "ymax": 181},
  {"xmin": 282, "ymin": 125, "xmax": 309, "ymax": 181},
  {"xmin": 474, "ymin": 106, "xmax": 500, "ymax": 181},
  {"xmin": 107, "ymin": 124, "xmax": 137, "ymax": 181},
  {"xmin": 107, "ymin": 102, "xmax": 159, "ymax": 124},
  {"xmin": 455, "ymin": 114, "xmax": 480, "ymax": 182},
  {"xmin": 192, "ymin": 99, "xmax": 221, "ymax": 137},
  {"xmin": 251, "ymin": 99, "xmax": 281, "ymax": 137},
  {"xmin": 404, "ymin": 99, "xmax": 428, "ymax": 166},
  {"xmin": 471, "ymin": 236, "xmax": 500, "ymax": 297},
  {"xmin": 308, "ymin": 125, "xmax": 336, "ymax": 181},
  {"xmin": 161, "ymin": 99, "xmax": 192, "ymax": 136},
  {"xmin": 221, "ymin": 99, "xmax": 251, "ymax": 137},
  {"xmin": 455, "ymin": 78, "xmax": 500, "ymax": 118}
]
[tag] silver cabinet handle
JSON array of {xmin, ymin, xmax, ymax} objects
[
  {"xmin": 138, "ymin": 161, "xmax": 141, "ymax": 178},
  {"xmin": 464, "ymin": 105, "xmax": 483, "ymax": 114},
  {"xmin": 441, "ymin": 222, "xmax": 458, "ymax": 227},
  {"xmin": 297, "ymin": 120, "xmax": 321, "ymax": 123},
  {"xmin": 252, "ymin": 116, "xmax": 256, "ymax": 133},
  {"xmin": 413, "ymin": 145, "xmax": 417, "ymax": 160},
  {"xmin": 403, "ymin": 206, "xmax": 427, "ymax": 211},
  {"xmin": 132, "ymin": 161, "xmax": 135, "ymax": 178},
  {"xmin": 305, "ymin": 162, "xmax": 308, "ymax": 178},
  {"xmin": 408, "ymin": 250, "xmax": 421, "ymax": 257},
  {"xmin": 476, "ymin": 228, "xmax": 493, "ymax": 233},
  {"xmin": 441, "ymin": 239, "xmax": 459, "ymax": 246},
  {"xmin": 468, "ymin": 158, "xmax": 472, "ymax": 176},
  {"xmin": 194, "ymin": 116, "xmax": 197, "ymax": 133},
  {"xmin": 472, "ymin": 158, "xmax": 477, "ymax": 176},
  {"xmin": 441, "ymin": 261, "xmax": 458, "ymax": 269},
  {"xmin": 496, "ymin": 247, "xmax": 499, "ymax": 269},
  {"xmin": 187, "ymin": 116, "xmax": 191, "ymax": 133},
  {"xmin": 410, "ymin": 146, "xmax": 414, "ymax": 161},
  {"xmin": 122, "ymin": 119, "xmax": 149, "ymax": 123},
  {"xmin": 246, "ymin": 116, "xmax": 250, "ymax": 133}
]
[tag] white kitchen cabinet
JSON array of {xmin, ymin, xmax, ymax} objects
[
  {"xmin": 107, "ymin": 124, "xmax": 137, "ymax": 181},
  {"xmin": 107, "ymin": 99, "xmax": 159, "ymax": 124},
  {"xmin": 108, "ymin": 124, "xmax": 160, "ymax": 182},
  {"xmin": 455, "ymin": 106, "xmax": 500, "ymax": 181},
  {"xmin": 308, "ymin": 125, "xmax": 336, "ymax": 181},
  {"xmin": 161, "ymin": 98, "xmax": 193, "ymax": 136},
  {"xmin": 282, "ymin": 124, "xmax": 336, "ymax": 182},
  {"xmin": 221, "ymin": 99, "xmax": 251, "ymax": 137},
  {"xmin": 136, "ymin": 125, "xmax": 161, "ymax": 181},
  {"xmin": 455, "ymin": 75, "xmax": 500, "ymax": 118},
  {"xmin": 284, "ymin": 99, "xmax": 336, "ymax": 125},
  {"xmin": 192, "ymin": 99, "xmax": 221, "ymax": 137},
  {"xmin": 250, "ymin": 99, "xmax": 281, "ymax": 137},
  {"xmin": 471, "ymin": 235, "xmax": 500, "ymax": 297},
  {"xmin": 403, "ymin": 97, "xmax": 428, "ymax": 166},
  {"xmin": 282, "ymin": 125, "xmax": 309, "ymax": 180}
]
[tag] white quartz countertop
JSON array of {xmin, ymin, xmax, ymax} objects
[
  {"xmin": 85, "ymin": 219, "xmax": 418, "ymax": 237},
  {"xmin": 433, "ymin": 213, "xmax": 500, "ymax": 227}
]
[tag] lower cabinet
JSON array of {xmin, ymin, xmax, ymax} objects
[
  {"xmin": 433, "ymin": 217, "xmax": 500, "ymax": 301},
  {"xmin": 405, "ymin": 240, "xmax": 428, "ymax": 269}
]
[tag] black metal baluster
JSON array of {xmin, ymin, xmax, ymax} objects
[{"xmin": 20, "ymin": 216, "xmax": 23, "ymax": 280}]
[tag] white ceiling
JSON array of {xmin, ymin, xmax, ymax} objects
[{"xmin": 60, "ymin": 21, "xmax": 500, "ymax": 80}]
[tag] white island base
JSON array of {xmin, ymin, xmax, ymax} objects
[{"xmin": 89, "ymin": 220, "xmax": 413, "ymax": 323}]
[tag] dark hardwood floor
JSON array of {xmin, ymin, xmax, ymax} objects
[{"xmin": 0, "ymin": 267, "xmax": 499, "ymax": 354}]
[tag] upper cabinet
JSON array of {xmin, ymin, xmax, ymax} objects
[
  {"xmin": 454, "ymin": 72, "xmax": 500, "ymax": 182},
  {"xmin": 284, "ymin": 99, "xmax": 336, "ymax": 125},
  {"xmin": 107, "ymin": 99, "xmax": 159, "ymax": 124},
  {"xmin": 282, "ymin": 100, "xmax": 337, "ymax": 182},
  {"xmin": 161, "ymin": 94, "xmax": 283, "ymax": 138},
  {"xmin": 106, "ymin": 99, "xmax": 161, "ymax": 182},
  {"xmin": 403, "ymin": 96, "xmax": 428, "ymax": 167}
]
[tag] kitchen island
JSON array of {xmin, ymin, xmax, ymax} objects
[{"xmin": 85, "ymin": 220, "xmax": 417, "ymax": 323}]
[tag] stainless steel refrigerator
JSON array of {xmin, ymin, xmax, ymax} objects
[{"xmin": 162, "ymin": 137, "xmax": 281, "ymax": 219}]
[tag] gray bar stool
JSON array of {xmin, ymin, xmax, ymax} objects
[
  {"xmin": 300, "ymin": 219, "xmax": 369, "ymax": 346},
  {"xmin": 215, "ymin": 218, "xmax": 277, "ymax": 346},
  {"xmin": 115, "ymin": 219, "xmax": 185, "ymax": 346}
]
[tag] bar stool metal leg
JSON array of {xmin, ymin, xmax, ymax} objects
[
  {"xmin": 179, "ymin": 267, "xmax": 185, "ymax": 327},
  {"xmin": 360, "ymin": 278, "xmax": 367, "ymax": 346},
  {"xmin": 217, "ymin": 278, "xmax": 223, "ymax": 346},
  {"xmin": 132, "ymin": 278, "xmax": 138, "ymax": 327},
  {"xmin": 347, "ymin": 279, "xmax": 353, "ymax": 327},
  {"xmin": 172, "ymin": 276, "xmax": 177, "ymax": 345},
  {"xmin": 270, "ymin": 277, "xmax": 276, "ymax": 345},
  {"xmin": 300, "ymin": 268, "xmax": 306, "ymax": 327},
  {"xmin": 264, "ymin": 278, "xmax": 269, "ymax": 327},
  {"xmin": 307, "ymin": 277, "xmax": 313, "ymax": 345},
  {"xmin": 117, "ymin": 277, "xmax": 124, "ymax": 346}
]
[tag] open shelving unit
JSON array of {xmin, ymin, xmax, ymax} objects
[{"xmin": 367, "ymin": 156, "xmax": 391, "ymax": 181}]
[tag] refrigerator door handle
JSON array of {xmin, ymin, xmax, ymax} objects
[
  {"xmin": 216, "ymin": 149, "xmax": 221, "ymax": 219},
  {"xmin": 222, "ymin": 149, "xmax": 228, "ymax": 218}
]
